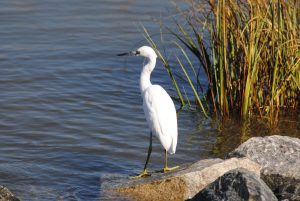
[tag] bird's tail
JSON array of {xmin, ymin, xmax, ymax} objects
[{"xmin": 168, "ymin": 136, "xmax": 177, "ymax": 154}]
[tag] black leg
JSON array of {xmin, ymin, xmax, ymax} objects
[
  {"xmin": 164, "ymin": 149, "xmax": 167, "ymax": 169},
  {"xmin": 130, "ymin": 132, "xmax": 152, "ymax": 179},
  {"xmin": 143, "ymin": 131, "xmax": 152, "ymax": 171}
]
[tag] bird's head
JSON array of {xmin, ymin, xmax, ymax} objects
[{"xmin": 117, "ymin": 46, "xmax": 157, "ymax": 59}]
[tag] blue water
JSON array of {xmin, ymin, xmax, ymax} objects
[{"xmin": 0, "ymin": 1, "xmax": 219, "ymax": 200}]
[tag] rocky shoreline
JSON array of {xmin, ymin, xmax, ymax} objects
[
  {"xmin": 2, "ymin": 135, "xmax": 299, "ymax": 200},
  {"xmin": 102, "ymin": 135, "xmax": 300, "ymax": 201}
]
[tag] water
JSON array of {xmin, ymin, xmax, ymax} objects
[
  {"xmin": 0, "ymin": 1, "xmax": 218, "ymax": 200},
  {"xmin": 0, "ymin": 1, "xmax": 299, "ymax": 201}
]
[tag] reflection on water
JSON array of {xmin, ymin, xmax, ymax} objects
[
  {"xmin": 0, "ymin": 0, "xmax": 299, "ymax": 200},
  {"xmin": 212, "ymin": 117, "xmax": 300, "ymax": 158}
]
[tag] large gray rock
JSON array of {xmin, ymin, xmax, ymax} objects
[
  {"xmin": 188, "ymin": 168, "xmax": 277, "ymax": 201},
  {"xmin": 228, "ymin": 135, "xmax": 300, "ymax": 201},
  {"xmin": 0, "ymin": 186, "xmax": 20, "ymax": 201},
  {"xmin": 102, "ymin": 157, "xmax": 260, "ymax": 201}
]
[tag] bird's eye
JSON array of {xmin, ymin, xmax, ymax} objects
[{"xmin": 135, "ymin": 51, "xmax": 140, "ymax": 55}]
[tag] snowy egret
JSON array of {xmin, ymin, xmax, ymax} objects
[{"xmin": 118, "ymin": 46, "xmax": 178, "ymax": 178}]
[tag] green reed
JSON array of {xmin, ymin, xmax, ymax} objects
[{"xmin": 144, "ymin": 0, "xmax": 299, "ymax": 126}]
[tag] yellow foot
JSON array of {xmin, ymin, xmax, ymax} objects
[
  {"xmin": 129, "ymin": 169, "xmax": 151, "ymax": 179},
  {"xmin": 163, "ymin": 166, "xmax": 179, "ymax": 172}
]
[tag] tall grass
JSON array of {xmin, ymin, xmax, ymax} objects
[{"xmin": 144, "ymin": 0, "xmax": 300, "ymax": 126}]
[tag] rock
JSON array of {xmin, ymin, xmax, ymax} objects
[
  {"xmin": 227, "ymin": 135, "xmax": 300, "ymax": 201},
  {"xmin": 188, "ymin": 168, "xmax": 277, "ymax": 201},
  {"xmin": 0, "ymin": 186, "xmax": 20, "ymax": 201},
  {"xmin": 102, "ymin": 157, "xmax": 261, "ymax": 201}
]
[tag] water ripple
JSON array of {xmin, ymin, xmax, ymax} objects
[{"xmin": 0, "ymin": 0, "xmax": 217, "ymax": 200}]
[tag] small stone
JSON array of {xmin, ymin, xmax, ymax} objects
[{"xmin": 0, "ymin": 186, "xmax": 20, "ymax": 201}]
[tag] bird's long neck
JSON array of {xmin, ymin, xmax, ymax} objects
[{"xmin": 140, "ymin": 57, "xmax": 156, "ymax": 94}]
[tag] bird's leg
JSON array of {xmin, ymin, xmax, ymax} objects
[
  {"xmin": 163, "ymin": 149, "xmax": 179, "ymax": 172},
  {"xmin": 141, "ymin": 131, "xmax": 152, "ymax": 175},
  {"xmin": 130, "ymin": 132, "xmax": 152, "ymax": 179}
]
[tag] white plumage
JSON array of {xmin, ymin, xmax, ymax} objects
[
  {"xmin": 118, "ymin": 45, "xmax": 178, "ymax": 177},
  {"xmin": 143, "ymin": 85, "xmax": 177, "ymax": 154},
  {"xmin": 138, "ymin": 46, "xmax": 177, "ymax": 154}
]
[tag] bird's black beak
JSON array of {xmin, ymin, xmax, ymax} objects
[{"xmin": 117, "ymin": 51, "xmax": 140, "ymax": 56}]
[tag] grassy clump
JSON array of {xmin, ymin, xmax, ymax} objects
[{"xmin": 144, "ymin": 0, "xmax": 300, "ymax": 126}]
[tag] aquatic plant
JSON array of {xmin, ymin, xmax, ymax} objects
[{"xmin": 144, "ymin": 0, "xmax": 300, "ymax": 126}]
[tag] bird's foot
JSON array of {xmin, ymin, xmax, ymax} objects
[
  {"xmin": 162, "ymin": 165, "xmax": 179, "ymax": 173},
  {"xmin": 129, "ymin": 169, "xmax": 151, "ymax": 179}
]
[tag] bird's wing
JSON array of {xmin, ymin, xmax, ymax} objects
[{"xmin": 143, "ymin": 85, "xmax": 177, "ymax": 154}]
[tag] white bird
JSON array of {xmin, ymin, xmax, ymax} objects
[{"xmin": 118, "ymin": 46, "xmax": 179, "ymax": 178}]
